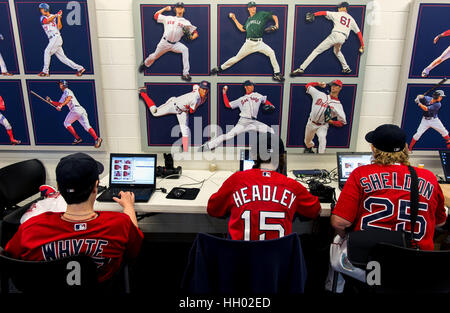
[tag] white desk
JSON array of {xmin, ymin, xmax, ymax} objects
[{"xmin": 95, "ymin": 170, "xmax": 338, "ymax": 217}]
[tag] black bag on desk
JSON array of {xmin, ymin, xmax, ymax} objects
[{"xmin": 347, "ymin": 166, "xmax": 420, "ymax": 267}]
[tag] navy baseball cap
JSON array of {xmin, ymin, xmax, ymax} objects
[
  {"xmin": 338, "ymin": 2, "xmax": 349, "ymax": 8},
  {"xmin": 243, "ymin": 80, "xmax": 254, "ymax": 87},
  {"xmin": 59, "ymin": 80, "xmax": 68, "ymax": 87},
  {"xmin": 433, "ymin": 90, "xmax": 446, "ymax": 98},
  {"xmin": 199, "ymin": 80, "xmax": 209, "ymax": 90},
  {"xmin": 56, "ymin": 153, "xmax": 104, "ymax": 194},
  {"xmin": 175, "ymin": 2, "xmax": 184, "ymax": 8},
  {"xmin": 365, "ymin": 124, "xmax": 406, "ymax": 153},
  {"xmin": 248, "ymin": 2, "xmax": 257, "ymax": 8}
]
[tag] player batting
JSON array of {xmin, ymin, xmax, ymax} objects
[
  {"xmin": 211, "ymin": 1, "xmax": 284, "ymax": 82},
  {"xmin": 303, "ymin": 80, "xmax": 346, "ymax": 154},
  {"xmin": 0, "ymin": 95, "xmax": 21, "ymax": 145},
  {"xmin": 409, "ymin": 90, "xmax": 449, "ymax": 151},
  {"xmin": 0, "ymin": 33, "xmax": 13, "ymax": 76},
  {"xmin": 139, "ymin": 2, "xmax": 198, "ymax": 81},
  {"xmin": 422, "ymin": 29, "xmax": 450, "ymax": 77},
  {"xmin": 291, "ymin": 2, "xmax": 364, "ymax": 76},
  {"xmin": 200, "ymin": 80, "xmax": 276, "ymax": 152},
  {"xmin": 45, "ymin": 80, "xmax": 102, "ymax": 148},
  {"xmin": 38, "ymin": 3, "xmax": 85, "ymax": 77},
  {"xmin": 139, "ymin": 81, "xmax": 209, "ymax": 152}
]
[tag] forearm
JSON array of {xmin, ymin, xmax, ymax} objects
[
  {"xmin": 331, "ymin": 215, "xmax": 351, "ymax": 238},
  {"xmin": 223, "ymin": 93, "xmax": 231, "ymax": 108},
  {"xmin": 123, "ymin": 206, "xmax": 139, "ymax": 228},
  {"xmin": 232, "ymin": 18, "xmax": 245, "ymax": 32},
  {"xmin": 191, "ymin": 30, "xmax": 199, "ymax": 40},
  {"xmin": 419, "ymin": 104, "xmax": 428, "ymax": 111},
  {"xmin": 357, "ymin": 31, "xmax": 364, "ymax": 47},
  {"xmin": 314, "ymin": 11, "xmax": 327, "ymax": 17},
  {"xmin": 272, "ymin": 15, "xmax": 279, "ymax": 28}
]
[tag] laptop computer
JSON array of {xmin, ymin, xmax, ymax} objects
[
  {"xmin": 239, "ymin": 149, "xmax": 256, "ymax": 171},
  {"xmin": 439, "ymin": 150, "xmax": 450, "ymax": 183},
  {"xmin": 97, "ymin": 153, "xmax": 157, "ymax": 202},
  {"xmin": 337, "ymin": 152, "xmax": 372, "ymax": 190}
]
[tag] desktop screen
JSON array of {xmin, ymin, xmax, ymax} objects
[{"xmin": 110, "ymin": 155, "xmax": 156, "ymax": 185}]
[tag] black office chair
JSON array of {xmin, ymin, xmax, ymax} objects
[
  {"xmin": 181, "ymin": 233, "xmax": 308, "ymax": 294},
  {"xmin": 367, "ymin": 243, "xmax": 450, "ymax": 293},
  {"xmin": 0, "ymin": 247, "xmax": 98, "ymax": 293},
  {"xmin": 0, "ymin": 159, "xmax": 46, "ymax": 246}
]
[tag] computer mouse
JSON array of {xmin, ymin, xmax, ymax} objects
[{"xmin": 173, "ymin": 188, "xmax": 186, "ymax": 198}]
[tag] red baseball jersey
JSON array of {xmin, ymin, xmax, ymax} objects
[
  {"xmin": 333, "ymin": 164, "xmax": 447, "ymax": 250},
  {"xmin": 207, "ymin": 169, "xmax": 321, "ymax": 240},
  {"xmin": 5, "ymin": 211, "xmax": 144, "ymax": 282}
]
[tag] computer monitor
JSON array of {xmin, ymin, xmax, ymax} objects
[
  {"xmin": 337, "ymin": 152, "xmax": 372, "ymax": 189},
  {"xmin": 439, "ymin": 150, "xmax": 450, "ymax": 182},
  {"xmin": 239, "ymin": 149, "xmax": 255, "ymax": 171},
  {"xmin": 109, "ymin": 153, "xmax": 156, "ymax": 187}
]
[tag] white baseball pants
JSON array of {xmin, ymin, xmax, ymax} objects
[
  {"xmin": 0, "ymin": 53, "xmax": 8, "ymax": 73},
  {"xmin": 300, "ymin": 32, "xmax": 349, "ymax": 70},
  {"xmin": 207, "ymin": 117, "xmax": 274, "ymax": 150},
  {"xmin": 0, "ymin": 114, "xmax": 12, "ymax": 130},
  {"xmin": 64, "ymin": 107, "xmax": 91, "ymax": 131},
  {"xmin": 304, "ymin": 119, "xmax": 329, "ymax": 154},
  {"xmin": 423, "ymin": 46, "xmax": 450, "ymax": 74},
  {"xmin": 149, "ymin": 97, "xmax": 190, "ymax": 137},
  {"xmin": 221, "ymin": 39, "xmax": 280, "ymax": 73},
  {"xmin": 144, "ymin": 39, "xmax": 190, "ymax": 75},
  {"xmin": 42, "ymin": 35, "xmax": 83, "ymax": 74},
  {"xmin": 413, "ymin": 117, "xmax": 449, "ymax": 141}
]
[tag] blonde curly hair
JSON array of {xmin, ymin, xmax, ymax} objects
[{"xmin": 371, "ymin": 144, "xmax": 410, "ymax": 166}]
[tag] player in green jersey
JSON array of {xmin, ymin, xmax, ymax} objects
[{"xmin": 211, "ymin": 1, "xmax": 284, "ymax": 82}]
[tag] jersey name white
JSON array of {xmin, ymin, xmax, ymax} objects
[
  {"xmin": 158, "ymin": 14, "xmax": 196, "ymax": 43},
  {"xmin": 307, "ymin": 86, "xmax": 346, "ymax": 124},
  {"xmin": 59, "ymin": 88, "xmax": 82, "ymax": 111},
  {"xmin": 326, "ymin": 11, "xmax": 360, "ymax": 38},
  {"xmin": 174, "ymin": 87, "xmax": 202, "ymax": 113},
  {"xmin": 40, "ymin": 15, "xmax": 60, "ymax": 38},
  {"xmin": 229, "ymin": 92, "xmax": 267, "ymax": 119}
]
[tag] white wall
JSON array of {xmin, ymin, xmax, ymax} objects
[{"xmin": 2, "ymin": 0, "xmax": 441, "ymax": 186}]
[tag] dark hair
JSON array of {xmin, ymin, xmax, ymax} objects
[{"xmin": 59, "ymin": 182, "xmax": 96, "ymax": 205}]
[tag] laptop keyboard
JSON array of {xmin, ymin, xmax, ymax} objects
[{"xmin": 109, "ymin": 188, "xmax": 151, "ymax": 197}]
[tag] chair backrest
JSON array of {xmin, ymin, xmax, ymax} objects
[
  {"xmin": 181, "ymin": 233, "xmax": 307, "ymax": 294},
  {"xmin": 0, "ymin": 159, "xmax": 46, "ymax": 211},
  {"xmin": 369, "ymin": 243, "xmax": 450, "ymax": 293},
  {"xmin": 0, "ymin": 247, "xmax": 98, "ymax": 293}
]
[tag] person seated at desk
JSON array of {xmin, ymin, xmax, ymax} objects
[
  {"xmin": 331, "ymin": 124, "xmax": 447, "ymax": 250},
  {"xmin": 5, "ymin": 153, "xmax": 144, "ymax": 283},
  {"xmin": 207, "ymin": 135, "xmax": 321, "ymax": 240}
]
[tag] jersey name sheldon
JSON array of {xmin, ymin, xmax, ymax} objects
[{"xmin": 232, "ymin": 184, "xmax": 297, "ymax": 209}]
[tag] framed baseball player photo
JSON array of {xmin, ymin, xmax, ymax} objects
[
  {"xmin": 140, "ymin": 82, "xmax": 211, "ymax": 152},
  {"xmin": 138, "ymin": 3, "xmax": 210, "ymax": 79},
  {"xmin": 400, "ymin": 83, "xmax": 450, "ymax": 151},
  {"xmin": 0, "ymin": 0, "xmax": 20, "ymax": 76},
  {"xmin": 26, "ymin": 79, "xmax": 102, "ymax": 147},
  {"xmin": 286, "ymin": 82, "xmax": 357, "ymax": 153},
  {"xmin": 14, "ymin": 0, "xmax": 94, "ymax": 76},
  {"xmin": 0, "ymin": 80, "xmax": 30, "ymax": 145},
  {"xmin": 203, "ymin": 82, "xmax": 283, "ymax": 150},
  {"xmin": 408, "ymin": 2, "xmax": 450, "ymax": 79},
  {"xmin": 215, "ymin": 3, "xmax": 288, "ymax": 80},
  {"xmin": 290, "ymin": 3, "xmax": 366, "ymax": 77}
]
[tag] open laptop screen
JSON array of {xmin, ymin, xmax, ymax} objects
[
  {"xmin": 439, "ymin": 150, "xmax": 450, "ymax": 182},
  {"xmin": 110, "ymin": 154, "xmax": 156, "ymax": 186},
  {"xmin": 337, "ymin": 152, "xmax": 372, "ymax": 187}
]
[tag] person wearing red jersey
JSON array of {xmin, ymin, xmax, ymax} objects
[
  {"xmin": 331, "ymin": 124, "xmax": 447, "ymax": 250},
  {"xmin": 207, "ymin": 135, "xmax": 321, "ymax": 240},
  {"xmin": 5, "ymin": 153, "xmax": 144, "ymax": 283}
]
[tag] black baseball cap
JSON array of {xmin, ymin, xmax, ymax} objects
[
  {"xmin": 175, "ymin": 2, "xmax": 184, "ymax": 8},
  {"xmin": 365, "ymin": 124, "xmax": 406, "ymax": 153},
  {"xmin": 56, "ymin": 153, "xmax": 104, "ymax": 194},
  {"xmin": 243, "ymin": 80, "xmax": 254, "ymax": 87},
  {"xmin": 199, "ymin": 80, "xmax": 209, "ymax": 90},
  {"xmin": 338, "ymin": 2, "xmax": 349, "ymax": 8},
  {"xmin": 248, "ymin": 1, "xmax": 257, "ymax": 8}
]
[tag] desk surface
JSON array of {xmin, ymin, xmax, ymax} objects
[{"xmin": 95, "ymin": 170, "xmax": 338, "ymax": 217}]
